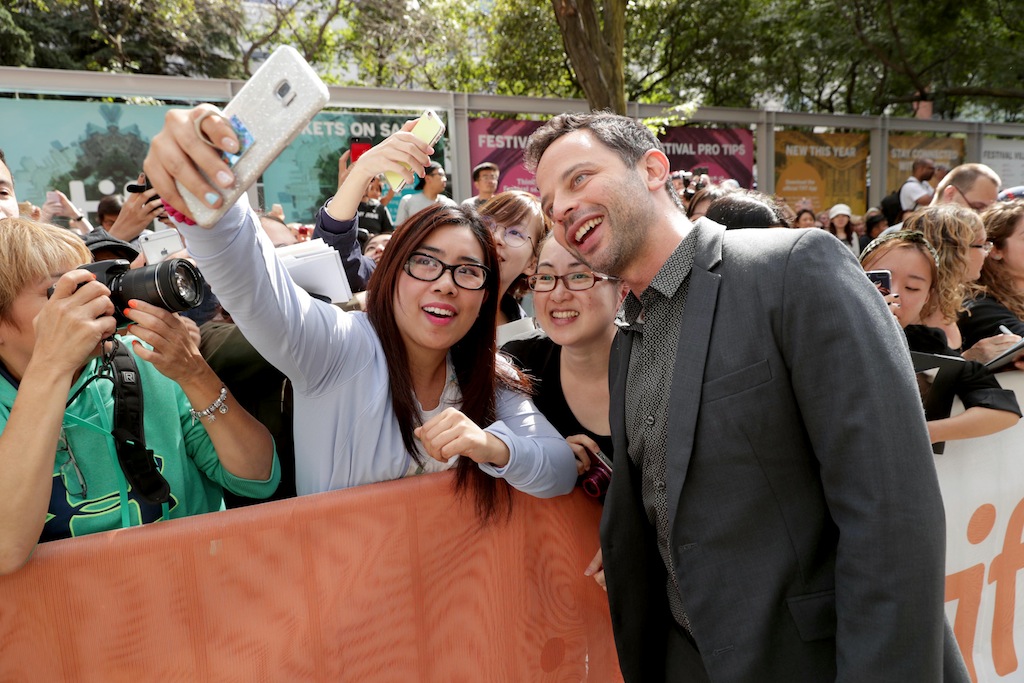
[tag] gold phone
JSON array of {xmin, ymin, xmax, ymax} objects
[{"xmin": 385, "ymin": 110, "xmax": 446, "ymax": 193}]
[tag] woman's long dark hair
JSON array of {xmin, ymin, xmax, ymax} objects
[{"xmin": 366, "ymin": 203, "xmax": 516, "ymax": 520}]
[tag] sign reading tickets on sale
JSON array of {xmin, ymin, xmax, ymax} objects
[
  {"xmin": 886, "ymin": 135, "xmax": 963, "ymax": 193},
  {"xmin": 774, "ymin": 131, "xmax": 870, "ymax": 215}
]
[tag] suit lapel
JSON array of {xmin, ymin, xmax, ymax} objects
[{"xmin": 664, "ymin": 220, "xmax": 723, "ymax": 527}]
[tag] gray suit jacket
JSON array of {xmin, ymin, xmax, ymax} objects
[{"xmin": 602, "ymin": 221, "xmax": 968, "ymax": 681}]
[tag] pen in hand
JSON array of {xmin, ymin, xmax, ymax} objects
[{"xmin": 1000, "ymin": 325, "xmax": 1015, "ymax": 336}]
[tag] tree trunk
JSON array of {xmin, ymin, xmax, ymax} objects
[{"xmin": 550, "ymin": 0, "xmax": 627, "ymax": 114}]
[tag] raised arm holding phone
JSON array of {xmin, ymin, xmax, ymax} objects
[{"xmin": 143, "ymin": 93, "xmax": 576, "ymax": 516}]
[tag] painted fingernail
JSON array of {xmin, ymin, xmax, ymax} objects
[
  {"xmin": 204, "ymin": 191, "xmax": 221, "ymax": 206},
  {"xmin": 123, "ymin": 308, "xmax": 132, "ymax": 318},
  {"xmin": 221, "ymin": 137, "xmax": 239, "ymax": 153},
  {"xmin": 128, "ymin": 300, "xmax": 138, "ymax": 309},
  {"xmin": 216, "ymin": 170, "xmax": 234, "ymax": 187}
]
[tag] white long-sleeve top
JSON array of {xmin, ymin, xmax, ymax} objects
[{"xmin": 176, "ymin": 198, "xmax": 577, "ymax": 497}]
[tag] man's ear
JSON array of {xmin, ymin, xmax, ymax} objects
[{"xmin": 639, "ymin": 150, "xmax": 671, "ymax": 192}]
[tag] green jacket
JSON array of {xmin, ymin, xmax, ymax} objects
[{"xmin": 0, "ymin": 338, "xmax": 280, "ymax": 542}]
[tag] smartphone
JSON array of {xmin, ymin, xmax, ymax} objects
[
  {"xmin": 865, "ymin": 269, "xmax": 892, "ymax": 296},
  {"xmin": 349, "ymin": 137, "xmax": 372, "ymax": 163},
  {"xmin": 384, "ymin": 110, "xmax": 446, "ymax": 193},
  {"xmin": 139, "ymin": 228, "xmax": 184, "ymax": 264},
  {"xmin": 46, "ymin": 190, "xmax": 61, "ymax": 204},
  {"xmin": 177, "ymin": 45, "xmax": 330, "ymax": 226}
]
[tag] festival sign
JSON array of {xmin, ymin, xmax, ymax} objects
[
  {"xmin": 886, "ymin": 135, "xmax": 964, "ymax": 193},
  {"xmin": 981, "ymin": 138, "xmax": 1024, "ymax": 189},
  {"xmin": 467, "ymin": 117, "xmax": 754, "ymax": 196},
  {"xmin": 658, "ymin": 127, "xmax": 754, "ymax": 189},
  {"xmin": 467, "ymin": 118, "xmax": 546, "ymax": 195},
  {"xmin": 774, "ymin": 131, "xmax": 870, "ymax": 215}
]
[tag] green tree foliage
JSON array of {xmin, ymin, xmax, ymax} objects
[{"xmin": 1, "ymin": 0, "xmax": 246, "ymax": 78}]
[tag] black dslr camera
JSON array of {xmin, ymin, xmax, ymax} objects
[{"xmin": 50, "ymin": 259, "xmax": 205, "ymax": 326}]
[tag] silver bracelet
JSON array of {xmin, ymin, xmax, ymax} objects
[{"xmin": 190, "ymin": 385, "xmax": 229, "ymax": 425}]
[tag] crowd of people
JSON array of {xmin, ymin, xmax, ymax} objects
[{"xmin": 6, "ymin": 103, "xmax": 1024, "ymax": 680}]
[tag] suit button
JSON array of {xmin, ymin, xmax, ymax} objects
[{"xmin": 645, "ymin": 415, "xmax": 655, "ymax": 426}]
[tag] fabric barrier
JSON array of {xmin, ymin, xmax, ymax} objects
[
  {"xmin": 0, "ymin": 472, "xmax": 621, "ymax": 682},
  {"xmin": 943, "ymin": 371, "xmax": 1024, "ymax": 683}
]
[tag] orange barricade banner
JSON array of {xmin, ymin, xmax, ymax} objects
[{"xmin": 0, "ymin": 472, "xmax": 621, "ymax": 682}]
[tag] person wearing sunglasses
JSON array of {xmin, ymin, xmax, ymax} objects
[{"xmin": 143, "ymin": 113, "xmax": 576, "ymax": 517}]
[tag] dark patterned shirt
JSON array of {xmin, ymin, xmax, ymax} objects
[{"xmin": 623, "ymin": 228, "xmax": 698, "ymax": 632}]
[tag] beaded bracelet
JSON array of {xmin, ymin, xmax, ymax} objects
[{"xmin": 190, "ymin": 385, "xmax": 229, "ymax": 425}]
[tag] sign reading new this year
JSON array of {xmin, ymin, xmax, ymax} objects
[
  {"xmin": 0, "ymin": 98, "xmax": 442, "ymax": 224},
  {"xmin": 467, "ymin": 117, "xmax": 756, "ymax": 198},
  {"xmin": 774, "ymin": 131, "xmax": 870, "ymax": 215},
  {"xmin": 886, "ymin": 135, "xmax": 964, "ymax": 193}
]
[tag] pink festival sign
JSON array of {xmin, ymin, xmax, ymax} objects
[{"xmin": 467, "ymin": 117, "xmax": 755, "ymax": 196}]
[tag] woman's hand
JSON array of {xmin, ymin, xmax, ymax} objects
[
  {"xmin": 325, "ymin": 120, "xmax": 435, "ymax": 222},
  {"xmin": 34, "ymin": 270, "xmax": 117, "ymax": 376},
  {"xmin": 415, "ymin": 407, "xmax": 511, "ymax": 468},
  {"xmin": 122, "ymin": 300, "xmax": 206, "ymax": 385},
  {"xmin": 963, "ymin": 333, "xmax": 1022, "ymax": 364},
  {"xmin": 566, "ymin": 433, "xmax": 599, "ymax": 475},
  {"xmin": 143, "ymin": 105, "xmax": 240, "ymax": 224},
  {"xmin": 584, "ymin": 547, "xmax": 606, "ymax": 591},
  {"xmin": 109, "ymin": 174, "xmax": 165, "ymax": 241}
]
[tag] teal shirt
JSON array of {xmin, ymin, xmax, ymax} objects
[{"xmin": 0, "ymin": 338, "xmax": 280, "ymax": 542}]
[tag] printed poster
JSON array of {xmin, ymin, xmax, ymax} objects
[
  {"xmin": 886, "ymin": 135, "xmax": 964, "ymax": 193},
  {"xmin": 774, "ymin": 131, "xmax": 870, "ymax": 214}
]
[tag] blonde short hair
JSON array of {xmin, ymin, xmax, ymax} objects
[{"xmin": 0, "ymin": 217, "xmax": 91, "ymax": 327}]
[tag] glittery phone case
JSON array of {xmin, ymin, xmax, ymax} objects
[{"xmin": 178, "ymin": 45, "xmax": 330, "ymax": 226}]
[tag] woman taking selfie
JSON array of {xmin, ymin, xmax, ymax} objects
[{"xmin": 144, "ymin": 108, "xmax": 576, "ymax": 518}]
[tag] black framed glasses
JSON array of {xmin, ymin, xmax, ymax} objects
[
  {"xmin": 58, "ymin": 428, "xmax": 87, "ymax": 498},
  {"xmin": 404, "ymin": 252, "xmax": 490, "ymax": 290},
  {"xmin": 528, "ymin": 271, "xmax": 619, "ymax": 292}
]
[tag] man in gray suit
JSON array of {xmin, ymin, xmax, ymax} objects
[{"xmin": 525, "ymin": 113, "xmax": 968, "ymax": 681}]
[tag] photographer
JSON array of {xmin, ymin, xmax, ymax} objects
[{"xmin": 0, "ymin": 217, "xmax": 279, "ymax": 574}]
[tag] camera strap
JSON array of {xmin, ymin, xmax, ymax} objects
[{"xmin": 109, "ymin": 342, "xmax": 171, "ymax": 505}]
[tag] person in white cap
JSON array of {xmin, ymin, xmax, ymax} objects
[{"xmin": 826, "ymin": 203, "xmax": 858, "ymax": 252}]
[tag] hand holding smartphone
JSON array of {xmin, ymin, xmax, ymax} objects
[
  {"xmin": 139, "ymin": 228, "xmax": 184, "ymax": 264},
  {"xmin": 384, "ymin": 110, "xmax": 446, "ymax": 193},
  {"xmin": 176, "ymin": 46, "xmax": 330, "ymax": 226},
  {"xmin": 349, "ymin": 137, "xmax": 372, "ymax": 163}
]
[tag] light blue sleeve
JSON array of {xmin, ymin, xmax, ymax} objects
[
  {"xmin": 479, "ymin": 378, "xmax": 577, "ymax": 498},
  {"xmin": 174, "ymin": 197, "xmax": 376, "ymax": 397}
]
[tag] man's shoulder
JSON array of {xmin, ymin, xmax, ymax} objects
[{"xmin": 438, "ymin": 195, "xmax": 457, "ymax": 206}]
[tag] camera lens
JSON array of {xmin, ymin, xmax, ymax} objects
[
  {"xmin": 113, "ymin": 258, "xmax": 205, "ymax": 315},
  {"xmin": 276, "ymin": 81, "xmax": 291, "ymax": 99}
]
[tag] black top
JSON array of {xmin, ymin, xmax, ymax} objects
[
  {"xmin": 959, "ymin": 294, "xmax": 1024, "ymax": 352},
  {"xmin": 356, "ymin": 200, "xmax": 394, "ymax": 234},
  {"xmin": 501, "ymin": 330, "xmax": 614, "ymax": 460},
  {"xmin": 905, "ymin": 324, "xmax": 1021, "ymax": 423}
]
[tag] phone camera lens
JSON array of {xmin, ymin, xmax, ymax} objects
[{"xmin": 276, "ymin": 82, "xmax": 291, "ymax": 99}]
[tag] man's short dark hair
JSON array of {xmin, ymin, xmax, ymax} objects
[
  {"xmin": 415, "ymin": 161, "xmax": 443, "ymax": 191},
  {"xmin": 524, "ymin": 111, "xmax": 682, "ymax": 211},
  {"xmin": 0, "ymin": 148, "xmax": 6, "ymax": 166},
  {"xmin": 472, "ymin": 162, "xmax": 499, "ymax": 182}
]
